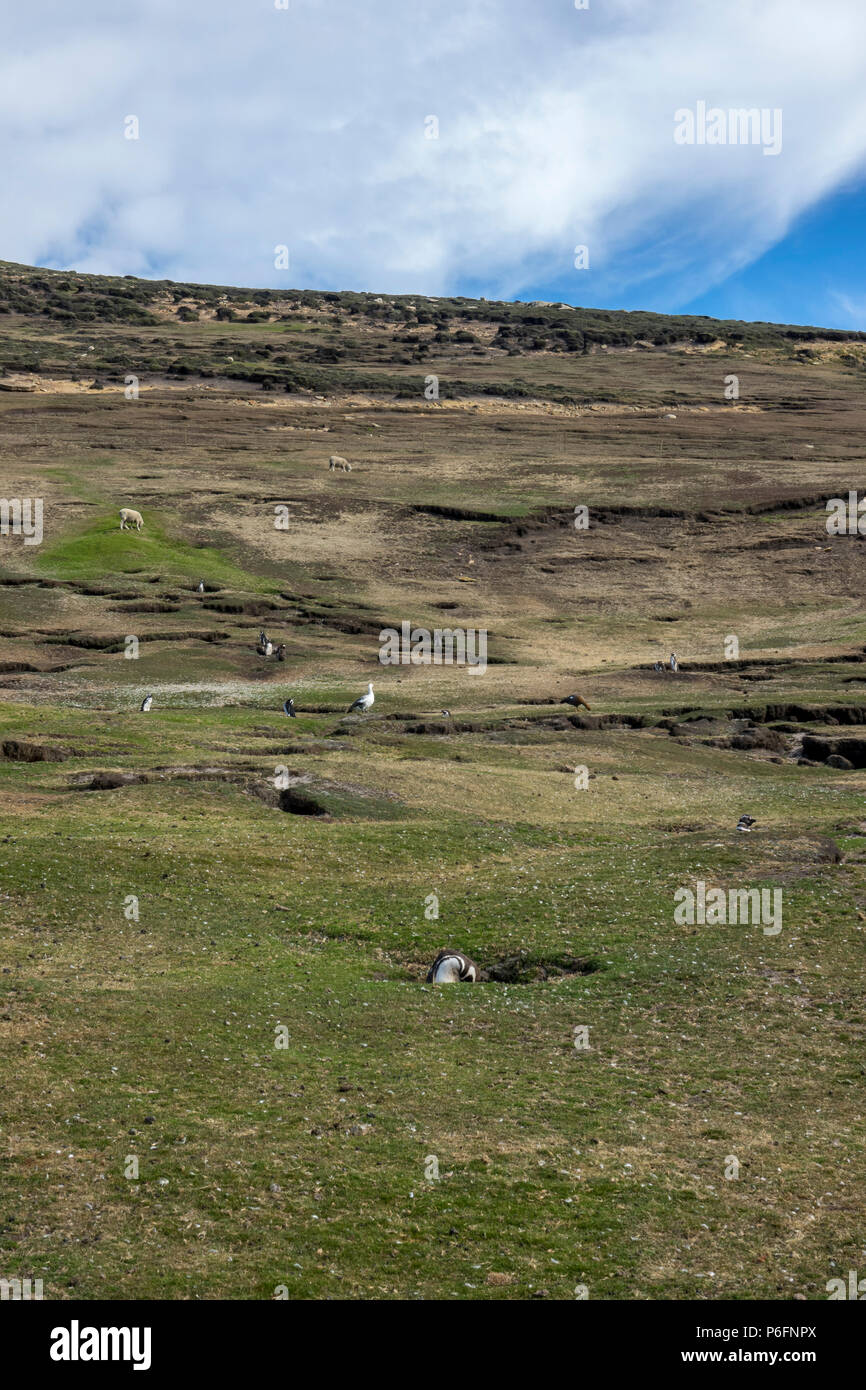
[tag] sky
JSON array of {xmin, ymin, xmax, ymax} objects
[{"xmin": 3, "ymin": 0, "xmax": 866, "ymax": 329}]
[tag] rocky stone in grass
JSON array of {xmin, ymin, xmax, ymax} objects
[{"xmin": 826, "ymin": 753, "xmax": 855, "ymax": 770}]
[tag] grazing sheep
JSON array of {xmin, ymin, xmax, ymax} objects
[
  {"xmin": 328, "ymin": 455, "xmax": 351, "ymax": 472},
  {"xmin": 119, "ymin": 508, "xmax": 144, "ymax": 531}
]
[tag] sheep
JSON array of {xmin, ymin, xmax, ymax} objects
[
  {"xmin": 119, "ymin": 508, "xmax": 144, "ymax": 531},
  {"xmin": 328, "ymin": 455, "xmax": 351, "ymax": 472}
]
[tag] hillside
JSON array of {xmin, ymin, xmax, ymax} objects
[
  {"xmin": 3, "ymin": 258, "xmax": 866, "ymax": 406},
  {"xmin": 1, "ymin": 262, "xmax": 864, "ymax": 1302}
]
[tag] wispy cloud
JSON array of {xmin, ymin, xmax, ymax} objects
[
  {"xmin": 830, "ymin": 290, "xmax": 866, "ymax": 328},
  {"xmin": 3, "ymin": 0, "xmax": 866, "ymax": 308}
]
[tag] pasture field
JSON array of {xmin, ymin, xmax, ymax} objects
[{"xmin": 1, "ymin": 264, "xmax": 864, "ymax": 1300}]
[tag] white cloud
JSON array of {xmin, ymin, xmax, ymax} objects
[{"xmin": 2, "ymin": 0, "xmax": 866, "ymax": 307}]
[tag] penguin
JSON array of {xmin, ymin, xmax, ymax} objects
[
  {"xmin": 140, "ymin": 694, "xmax": 153, "ymax": 713},
  {"xmin": 283, "ymin": 698, "xmax": 296, "ymax": 718},
  {"xmin": 426, "ymin": 950, "xmax": 479, "ymax": 984},
  {"xmin": 737, "ymin": 815, "xmax": 756, "ymax": 832}
]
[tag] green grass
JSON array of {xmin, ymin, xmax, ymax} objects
[
  {"xmin": 2, "ymin": 258, "xmax": 866, "ymax": 1301},
  {"xmin": 34, "ymin": 516, "xmax": 277, "ymax": 591},
  {"xmin": 1, "ymin": 693, "xmax": 864, "ymax": 1300}
]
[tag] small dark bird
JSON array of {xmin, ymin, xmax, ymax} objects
[
  {"xmin": 426, "ymin": 950, "xmax": 478, "ymax": 984},
  {"xmin": 562, "ymin": 693, "xmax": 591, "ymax": 710},
  {"xmin": 737, "ymin": 815, "xmax": 756, "ymax": 832},
  {"xmin": 283, "ymin": 698, "xmax": 296, "ymax": 718},
  {"xmin": 140, "ymin": 694, "xmax": 153, "ymax": 713}
]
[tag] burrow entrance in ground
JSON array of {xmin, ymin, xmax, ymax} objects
[
  {"xmin": 484, "ymin": 953, "xmax": 603, "ymax": 982},
  {"xmin": 276, "ymin": 786, "xmax": 330, "ymax": 816},
  {"xmin": 409, "ymin": 953, "xmax": 604, "ymax": 983}
]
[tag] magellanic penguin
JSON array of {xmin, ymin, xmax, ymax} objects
[{"xmin": 426, "ymin": 950, "xmax": 479, "ymax": 984}]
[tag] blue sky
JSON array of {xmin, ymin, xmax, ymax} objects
[
  {"xmin": 522, "ymin": 180, "xmax": 866, "ymax": 330},
  {"xmin": 683, "ymin": 183, "xmax": 866, "ymax": 329},
  {"xmin": 4, "ymin": 0, "xmax": 866, "ymax": 330}
]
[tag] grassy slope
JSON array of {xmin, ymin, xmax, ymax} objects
[
  {"xmin": 0, "ymin": 263, "xmax": 864, "ymax": 1301},
  {"xmin": 2, "ymin": 708, "xmax": 864, "ymax": 1300}
]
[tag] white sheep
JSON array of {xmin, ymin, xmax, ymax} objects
[
  {"xmin": 328, "ymin": 455, "xmax": 351, "ymax": 472},
  {"xmin": 119, "ymin": 508, "xmax": 144, "ymax": 531}
]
